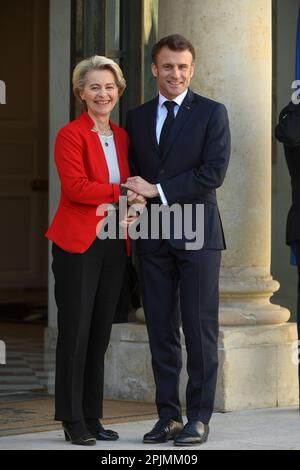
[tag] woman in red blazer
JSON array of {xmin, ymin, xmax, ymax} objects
[{"xmin": 46, "ymin": 56, "xmax": 143, "ymax": 446}]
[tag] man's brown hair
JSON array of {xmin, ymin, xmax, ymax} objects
[{"xmin": 151, "ymin": 34, "xmax": 196, "ymax": 63}]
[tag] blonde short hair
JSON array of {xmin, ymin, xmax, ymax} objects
[{"xmin": 72, "ymin": 55, "xmax": 126, "ymax": 107}]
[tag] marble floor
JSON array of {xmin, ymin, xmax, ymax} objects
[{"xmin": 0, "ymin": 323, "xmax": 54, "ymax": 399}]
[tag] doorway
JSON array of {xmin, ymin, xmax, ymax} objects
[{"xmin": 0, "ymin": 0, "xmax": 49, "ymax": 324}]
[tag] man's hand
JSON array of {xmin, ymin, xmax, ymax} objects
[
  {"xmin": 126, "ymin": 189, "xmax": 147, "ymax": 206},
  {"xmin": 122, "ymin": 177, "xmax": 159, "ymax": 198}
]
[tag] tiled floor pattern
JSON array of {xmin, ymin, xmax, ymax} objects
[{"xmin": 0, "ymin": 324, "xmax": 54, "ymax": 397}]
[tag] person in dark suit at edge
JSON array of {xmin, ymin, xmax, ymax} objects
[
  {"xmin": 123, "ymin": 34, "xmax": 231, "ymax": 446},
  {"xmin": 284, "ymin": 143, "xmax": 300, "ymax": 406},
  {"xmin": 275, "ymin": 99, "xmax": 300, "ymax": 407}
]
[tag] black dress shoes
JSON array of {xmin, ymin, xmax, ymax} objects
[
  {"xmin": 174, "ymin": 420, "xmax": 209, "ymax": 446},
  {"xmin": 62, "ymin": 420, "xmax": 96, "ymax": 446},
  {"xmin": 143, "ymin": 418, "xmax": 184, "ymax": 443},
  {"xmin": 85, "ymin": 419, "xmax": 119, "ymax": 441}
]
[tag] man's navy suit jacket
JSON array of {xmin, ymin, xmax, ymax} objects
[
  {"xmin": 126, "ymin": 89, "xmax": 231, "ymax": 254},
  {"xmin": 284, "ymin": 144, "xmax": 300, "ymax": 245}
]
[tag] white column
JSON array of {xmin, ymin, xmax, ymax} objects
[{"xmin": 158, "ymin": 0, "xmax": 288, "ymax": 325}]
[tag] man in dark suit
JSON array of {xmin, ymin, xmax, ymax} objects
[
  {"xmin": 284, "ymin": 144, "xmax": 300, "ymax": 406},
  {"xmin": 124, "ymin": 34, "xmax": 230, "ymax": 446},
  {"xmin": 275, "ymin": 103, "xmax": 300, "ymax": 405}
]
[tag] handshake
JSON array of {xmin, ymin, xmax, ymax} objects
[{"xmin": 120, "ymin": 176, "xmax": 160, "ymax": 227}]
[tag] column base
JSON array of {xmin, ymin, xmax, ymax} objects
[{"xmin": 104, "ymin": 322, "xmax": 299, "ymax": 411}]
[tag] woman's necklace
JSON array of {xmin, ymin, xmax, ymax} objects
[
  {"xmin": 98, "ymin": 125, "xmax": 113, "ymax": 136},
  {"xmin": 97, "ymin": 125, "xmax": 113, "ymax": 147}
]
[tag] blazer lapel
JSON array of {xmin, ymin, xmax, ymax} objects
[
  {"xmin": 161, "ymin": 89, "xmax": 196, "ymax": 160},
  {"xmin": 148, "ymin": 96, "xmax": 160, "ymax": 155},
  {"xmin": 78, "ymin": 112, "xmax": 110, "ymax": 182}
]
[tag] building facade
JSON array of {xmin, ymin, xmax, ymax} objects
[{"xmin": 0, "ymin": 0, "xmax": 299, "ymax": 408}]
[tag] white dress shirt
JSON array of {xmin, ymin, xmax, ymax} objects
[{"xmin": 156, "ymin": 89, "xmax": 188, "ymax": 205}]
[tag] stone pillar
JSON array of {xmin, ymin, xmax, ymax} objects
[
  {"xmin": 105, "ymin": 0, "xmax": 298, "ymax": 410},
  {"xmin": 159, "ymin": 0, "xmax": 288, "ymax": 326}
]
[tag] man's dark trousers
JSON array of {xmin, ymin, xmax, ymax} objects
[{"xmin": 138, "ymin": 241, "xmax": 221, "ymax": 424}]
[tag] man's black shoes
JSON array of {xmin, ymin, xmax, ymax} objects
[
  {"xmin": 143, "ymin": 418, "xmax": 184, "ymax": 443},
  {"xmin": 174, "ymin": 420, "xmax": 209, "ymax": 446}
]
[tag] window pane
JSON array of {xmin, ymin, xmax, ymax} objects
[
  {"xmin": 143, "ymin": 0, "xmax": 158, "ymax": 101},
  {"xmin": 106, "ymin": 0, "xmax": 120, "ymax": 51}
]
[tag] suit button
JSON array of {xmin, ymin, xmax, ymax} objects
[{"xmin": 159, "ymin": 169, "xmax": 165, "ymax": 175}]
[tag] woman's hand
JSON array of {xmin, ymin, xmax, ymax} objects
[
  {"xmin": 126, "ymin": 189, "xmax": 147, "ymax": 206},
  {"xmin": 122, "ymin": 177, "xmax": 159, "ymax": 198},
  {"xmin": 119, "ymin": 214, "xmax": 139, "ymax": 228},
  {"xmin": 119, "ymin": 200, "xmax": 145, "ymax": 228}
]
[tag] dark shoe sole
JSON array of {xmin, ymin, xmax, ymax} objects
[
  {"xmin": 174, "ymin": 434, "xmax": 209, "ymax": 447},
  {"xmin": 70, "ymin": 439, "xmax": 96, "ymax": 446},
  {"xmin": 63, "ymin": 429, "xmax": 96, "ymax": 446},
  {"xmin": 143, "ymin": 438, "xmax": 172, "ymax": 444},
  {"xmin": 96, "ymin": 435, "xmax": 119, "ymax": 441},
  {"xmin": 86, "ymin": 428, "xmax": 119, "ymax": 441},
  {"xmin": 143, "ymin": 432, "xmax": 181, "ymax": 444}
]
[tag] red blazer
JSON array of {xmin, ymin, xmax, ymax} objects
[{"xmin": 45, "ymin": 112, "xmax": 130, "ymax": 255}]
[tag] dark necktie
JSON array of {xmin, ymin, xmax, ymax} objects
[{"xmin": 159, "ymin": 101, "xmax": 176, "ymax": 155}]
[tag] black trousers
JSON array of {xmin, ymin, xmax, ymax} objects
[
  {"xmin": 138, "ymin": 241, "xmax": 221, "ymax": 425},
  {"xmin": 52, "ymin": 236, "xmax": 127, "ymax": 422}
]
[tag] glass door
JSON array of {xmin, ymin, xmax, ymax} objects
[{"xmin": 70, "ymin": 0, "xmax": 143, "ymax": 125}]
